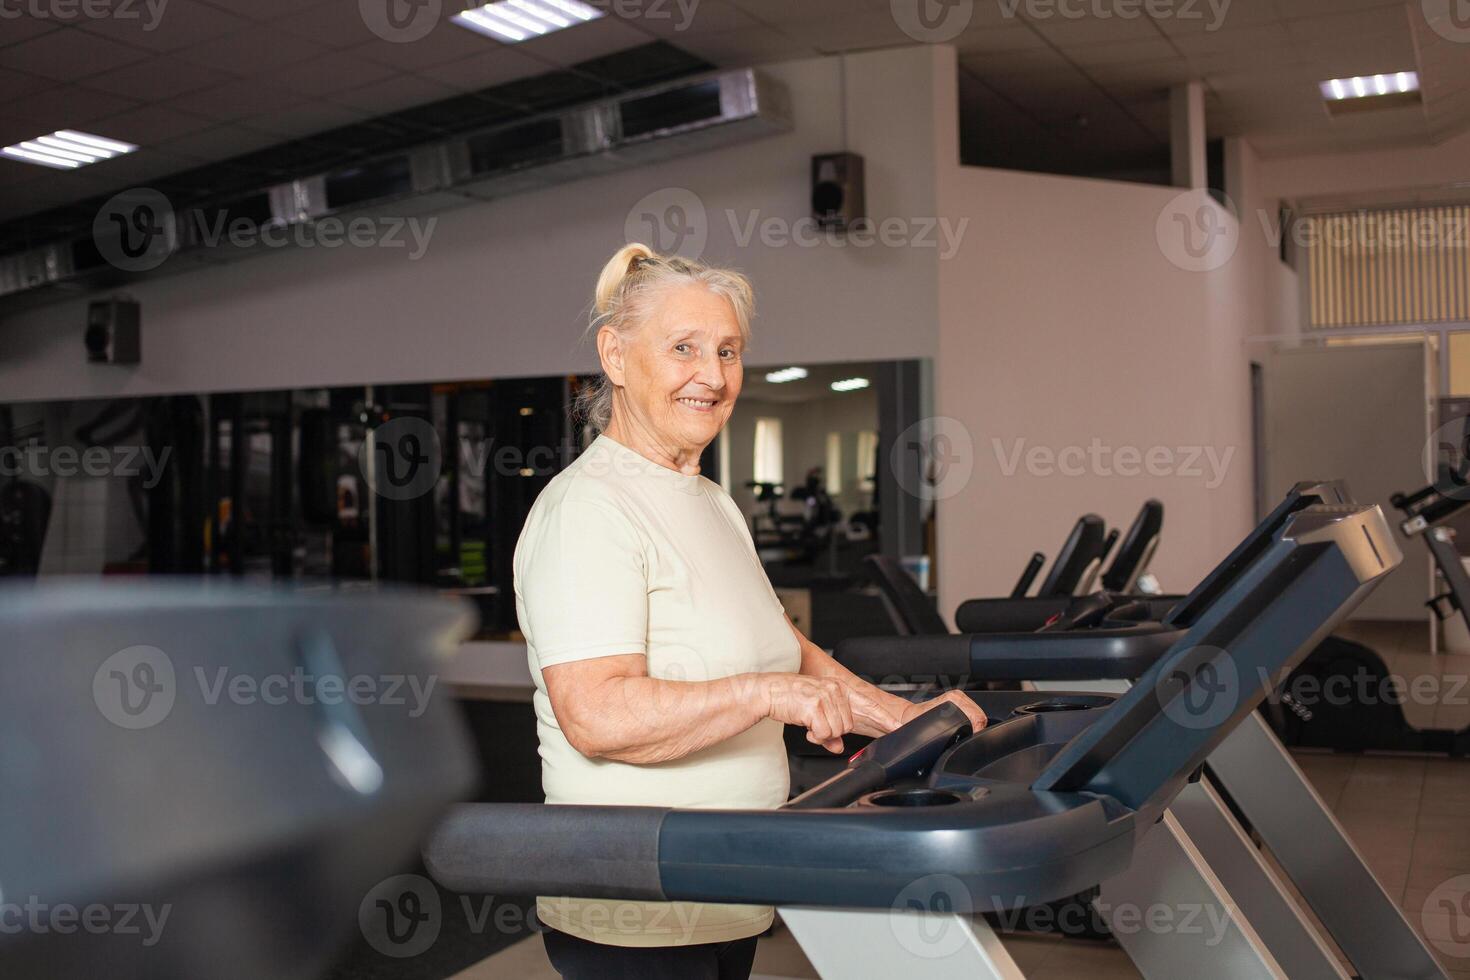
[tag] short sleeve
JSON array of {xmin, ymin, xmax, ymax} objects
[{"xmin": 517, "ymin": 498, "xmax": 649, "ymax": 668}]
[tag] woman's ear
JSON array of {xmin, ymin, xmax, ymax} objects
[{"xmin": 597, "ymin": 327, "xmax": 626, "ymax": 387}]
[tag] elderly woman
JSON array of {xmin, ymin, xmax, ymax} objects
[{"xmin": 514, "ymin": 243, "xmax": 986, "ymax": 979}]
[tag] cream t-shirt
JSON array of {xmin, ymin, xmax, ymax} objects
[{"xmin": 513, "ymin": 433, "xmax": 801, "ymax": 947}]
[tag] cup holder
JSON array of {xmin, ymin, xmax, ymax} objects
[
  {"xmin": 1014, "ymin": 695, "xmax": 1113, "ymax": 715},
  {"xmin": 859, "ymin": 788, "xmax": 965, "ymax": 808}
]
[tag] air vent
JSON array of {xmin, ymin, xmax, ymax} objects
[{"xmin": 0, "ymin": 69, "xmax": 791, "ymax": 308}]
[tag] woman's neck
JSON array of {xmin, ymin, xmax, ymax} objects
[{"xmin": 602, "ymin": 415, "xmax": 704, "ymax": 476}]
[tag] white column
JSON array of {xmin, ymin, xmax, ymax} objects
[{"xmin": 1171, "ymin": 80, "xmax": 1207, "ymax": 190}]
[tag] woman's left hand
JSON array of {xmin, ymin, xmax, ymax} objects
[{"xmin": 899, "ymin": 691, "xmax": 988, "ymax": 734}]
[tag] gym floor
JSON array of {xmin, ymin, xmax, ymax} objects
[{"xmin": 452, "ymin": 619, "xmax": 1470, "ymax": 980}]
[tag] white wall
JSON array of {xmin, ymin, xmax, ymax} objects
[
  {"xmin": 0, "ymin": 47, "xmax": 945, "ymax": 403},
  {"xmin": 931, "ymin": 43, "xmax": 1254, "ymax": 617}
]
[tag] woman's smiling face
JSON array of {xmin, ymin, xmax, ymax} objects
[{"xmin": 602, "ymin": 283, "xmax": 744, "ymax": 459}]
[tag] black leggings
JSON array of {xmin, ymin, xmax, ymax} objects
[{"xmin": 542, "ymin": 926, "xmax": 758, "ymax": 980}]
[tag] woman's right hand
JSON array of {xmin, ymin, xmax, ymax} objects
[{"xmin": 760, "ymin": 674, "xmax": 855, "ymax": 754}]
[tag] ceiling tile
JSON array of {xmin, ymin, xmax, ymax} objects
[
  {"xmin": 673, "ymin": 25, "xmax": 816, "ymax": 65},
  {"xmin": 729, "ymin": 0, "xmax": 890, "ymax": 26},
  {"xmin": 91, "ymin": 103, "xmax": 219, "ymax": 144},
  {"xmin": 84, "ymin": 55, "xmax": 237, "ymax": 101},
  {"xmin": 276, "ymin": 2, "xmax": 386, "ymax": 49},
  {"xmin": 0, "ymin": 84, "xmax": 139, "ymax": 131},
  {"xmin": 268, "ymin": 54, "xmax": 401, "ymax": 97},
  {"xmin": 417, "ymin": 47, "xmax": 548, "ymax": 91},
  {"xmin": 777, "ymin": 12, "xmax": 910, "ymax": 51},
  {"xmin": 350, "ymin": 24, "xmax": 503, "ymax": 71},
  {"xmin": 0, "ymin": 13, "xmax": 63, "ymax": 48},
  {"xmin": 0, "ymin": 66, "xmax": 52, "ymax": 99},
  {"xmin": 175, "ymin": 25, "xmax": 330, "ymax": 74},
  {"xmin": 611, "ymin": 1, "xmax": 759, "ymax": 36},
  {"xmin": 951, "ymin": 25, "xmax": 1051, "ymax": 55},
  {"xmin": 74, "ymin": 3, "xmax": 251, "ymax": 53},
  {"xmin": 1026, "ymin": 11, "xmax": 1166, "ymax": 44},
  {"xmin": 201, "ymin": 0, "xmax": 334, "ymax": 22},
  {"xmin": 1171, "ymin": 22, "xmax": 1294, "ymax": 56},
  {"xmin": 510, "ymin": 16, "xmax": 651, "ymax": 66},
  {"xmin": 241, "ymin": 101, "xmax": 374, "ymax": 139},
  {"xmin": 0, "ymin": 26, "xmax": 150, "ymax": 80},
  {"xmin": 329, "ymin": 73, "xmax": 462, "ymax": 114},
  {"xmin": 154, "ymin": 123, "xmax": 283, "ymax": 164},
  {"xmin": 1280, "ymin": 5, "xmax": 1412, "ymax": 44},
  {"xmin": 1272, "ymin": 0, "xmax": 1407, "ymax": 18},
  {"xmin": 1066, "ymin": 36, "xmax": 1183, "ymax": 67},
  {"xmin": 164, "ymin": 77, "xmax": 305, "ymax": 121},
  {"xmin": 1150, "ymin": 0, "xmax": 1279, "ymax": 35}
]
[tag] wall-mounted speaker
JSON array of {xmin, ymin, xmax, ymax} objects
[
  {"xmin": 811, "ymin": 152, "xmax": 865, "ymax": 230},
  {"xmin": 85, "ymin": 297, "xmax": 140, "ymax": 365}
]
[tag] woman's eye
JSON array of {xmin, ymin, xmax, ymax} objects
[
  {"xmin": 674, "ymin": 344, "xmax": 691, "ymax": 354},
  {"xmin": 721, "ymin": 349, "xmax": 738, "ymax": 359}
]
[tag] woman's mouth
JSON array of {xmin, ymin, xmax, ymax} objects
[{"xmin": 676, "ymin": 396, "xmax": 717, "ymax": 413}]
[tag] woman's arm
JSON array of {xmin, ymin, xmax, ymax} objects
[
  {"xmin": 789, "ymin": 617, "xmax": 987, "ymax": 737},
  {"xmin": 543, "ymin": 653, "xmax": 859, "ymax": 764}
]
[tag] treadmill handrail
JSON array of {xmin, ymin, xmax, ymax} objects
[{"xmin": 834, "ymin": 626, "xmax": 1184, "ymax": 682}]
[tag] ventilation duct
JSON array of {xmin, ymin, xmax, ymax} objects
[{"xmin": 0, "ymin": 68, "xmax": 790, "ymax": 310}]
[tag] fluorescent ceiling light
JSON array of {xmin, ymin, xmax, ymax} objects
[
  {"xmin": 830, "ymin": 377, "xmax": 870, "ymax": 392},
  {"xmin": 765, "ymin": 367, "xmax": 808, "ymax": 384},
  {"xmin": 452, "ymin": 0, "xmax": 602, "ymax": 42},
  {"xmin": 1319, "ymin": 72, "xmax": 1418, "ymax": 101},
  {"xmin": 0, "ymin": 129, "xmax": 137, "ymax": 170}
]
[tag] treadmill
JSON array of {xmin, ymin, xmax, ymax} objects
[
  {"xmin": 427, "ymin": 498, "xmax": 1437, "ymax": 979},
  {"xmin": 834, "ymin": 482, "xmax": 1444, "ymax": 979}
]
